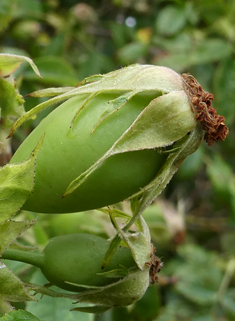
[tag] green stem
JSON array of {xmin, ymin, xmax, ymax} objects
[
  {"xmin": 1, "ymin": 249, "xmax": 44, "ymax": 269},
  {"xmin": 216, "ymin": 258, "xmax": 235, "ymax": 301},
  {"xmin": 0, "ymin": 299, "xmax": 14, "ymax": 315}
]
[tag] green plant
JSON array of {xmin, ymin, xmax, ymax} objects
[{"xmin": 0, "ymin": 55, "xmax": 229, "ymax": 319}]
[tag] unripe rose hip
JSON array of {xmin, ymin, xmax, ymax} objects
[
  {"xmin": 9, "ymin": 64, "xmax": 228, "ymax": 214},
  {"xmin": 2, "ymin": 233, "xmax": 156, "ymax": 307}
]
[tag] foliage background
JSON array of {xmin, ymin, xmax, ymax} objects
[{"xmin": 1, "ymin": 0, "xmax": 235, "ymax": 320}]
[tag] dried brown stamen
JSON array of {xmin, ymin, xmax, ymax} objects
[
  {"xmin": 145, "ymin": 245, "xmax": 163, "ymax": 283},
  {"xmin": 182, "ymin": 73, "xmax": 229, "ymax": 146}
]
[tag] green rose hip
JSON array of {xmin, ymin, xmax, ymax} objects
[
  {"xmin": 11, "ymin": 92, "xmax": 167, "ymax": 213},
  {"xmin": 9, "ymin": 64, "xmax": 227, "ymax": 214},
  {"xmin": 2, "ymin": 233, "xmax": 152, "ymax": 307}
]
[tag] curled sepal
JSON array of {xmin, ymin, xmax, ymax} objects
[
  {"xmin": 27, "ymin": 87, "xmax": 74, "ymax": 98},
  {"xmin": 130, "ymin": 124, "xmax": 204, "ymax": 217},
  {"xmin": 63, "ymin": 90, "xmax": 196, "ymax": 197},
  {"xmin": 0, "ymin": 135, "xmax": 44, "ymax": 222},
  {"xmin": 8, "ymin": 64, "xmax": 183, "ymax": 137},
  {"xmin": 71, "ymin": 305, "xmax": 111, "ymax": 314},
  {"xmin": 74, "ymin": 268, "xmax": 150, "ymax": 308},
  {"xmin": 0, "ymin": 53, "xmax": 41, "ymax": 78},
  {"xmin": 99, "ymin": 208, "xmax": 152, "ymax": 270},
  {"xmin": 121, "ymin": 232, "xmax": 151, "ymax": 270}
]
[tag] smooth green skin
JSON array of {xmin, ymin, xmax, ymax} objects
[
  {"xmin": 11, "ymin": 93, "xmax": 166, "ymax": 213},
  {"xmin": 41, "ymin": 234, "xmax": 137, "ymax": 292}
]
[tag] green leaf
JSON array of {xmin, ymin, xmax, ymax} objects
[
  {"xmin": 14, "ymin": 0, "xmax": 43, "ymax": 17},
  {"xmin": 0, "ymin": 0, "xmax": 15, "ymax": 33},
  {"xmin": 156, "ymin": 38, "xmax": 232, "ymax": 72},
  {"xmin": 0, "ymin": 220, "xmax": 36, "ymax": 255},
  {"xmin": 0, "ymin": 262, "xmax": 36, "ymax": 302},
  {"xmin": 0, "ymin": 78, "xmax": 24, "ymax": 127},
  {"xmin": 214, "ymin": 58, "xmax": 235, "ymax": 124},
  {"xmin": 0, "ymin": 135, "xmax": 44, "ymax": 222},
  {"xmin": 117, "ymin": 42, "xmax": 148, "ymax": 64},
  {"xmin": 156, "ymin": 6, "xmax": 186, "ymax": 36},
  {"xmin": 206, "ymin": 155, "xmax": 235, "ymax": 219},
  {"xmin": 0, "ymin": 310, "xmax": 40, "ymax": 321},
  {"xmin": 221, "ymin": 289, "xmax": 235, "ymax": 317},
  {"xmin": 176, "ymin": 282, "xmax": 216, "ymax": 306},
  {"xmin": 23, "ymin": 56, "xmax": 78, "ymax": 86},
  {"xmin": 0, "ymin": 54, "xmax": 41, "ymax": 78}
]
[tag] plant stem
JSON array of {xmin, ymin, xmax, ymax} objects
[
  {"xmin": 1, "ymin": 249, "xmax": 44, "ymax": 269},
  {"xmin": 216, "ymin": 258, "xmax": 235, "ymax": 300},
  {"xmin": 0, "ymin": 299, "xmax": 14, "ymax": 315}
]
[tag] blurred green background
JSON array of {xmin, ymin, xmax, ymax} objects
[{"xmin": 1, "ymin": 0, "xmax": 235, "ymax": 320}]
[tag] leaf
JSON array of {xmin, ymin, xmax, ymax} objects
[
  {"xmin": 23, "ymin": 56, "xmax": 78, "ymax": 86},
  {"xmin": 14, "ymin": 0, "xmax": 43, "ymax": 17},
  {"xmin": 0, "ymin": 262, "xmax": 36, "ymax": 302},
  {"xmin": 221, "ymin": 289, "xmax": 235, "ymax": 317},
  {"xmin": 214, "ymin": 57, "xmax": 235, "ymax": 124},
  {"xmin": 206, "ymin": 155, "xmax": 235, "ymax": 219},
  {"xmin": 0, "ymin": 220, "xmax": 36, "ymax": 255},
  {"xmin": 176, "ymin": 282, "xmax": 216, "ymax": 306},
  {"xmin": 156, "ymin": 38, "xmax": 232, "ymax": 72},
  {"xmin": 0, "ymin": 135, "xmax": 44, "ymax": 222},
  {"xmin": 156, "ymin": 6, "xmax": 186, "ymax": 36},
  {"xmin": 0, "ymin": 54, "xmax": 41, "ymax": 78},
  {"xmin": 0, "ymin": 0, "xmax": 15, "ymax": 33},
  {"xmin": 0, "ymin": 78, "xmax": 24, "ymax": 127},
  {"xmin": 0, "ymin": 310, "xmax": 40, "ymax": 321},
  {"xmin": 117, "ymin": 42, "xmax": 148, "ymax": 64}
]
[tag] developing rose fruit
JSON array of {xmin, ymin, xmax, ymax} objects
[
  {"xmin": 9, "ymin": 65, "xmax": 228, "ymax": 214},
  {"xmin": 2, "ymin": 234, "xmax": 153, "ymax": 307}
]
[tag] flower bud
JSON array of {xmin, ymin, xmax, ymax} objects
[{"xmin": 9, "ymin": 65, "xmax": 227, "ymax": 214}]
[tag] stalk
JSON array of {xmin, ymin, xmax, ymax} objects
[{"xmin": 1, "ymin": 249, "xmax": 44, "ymax": 269}]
